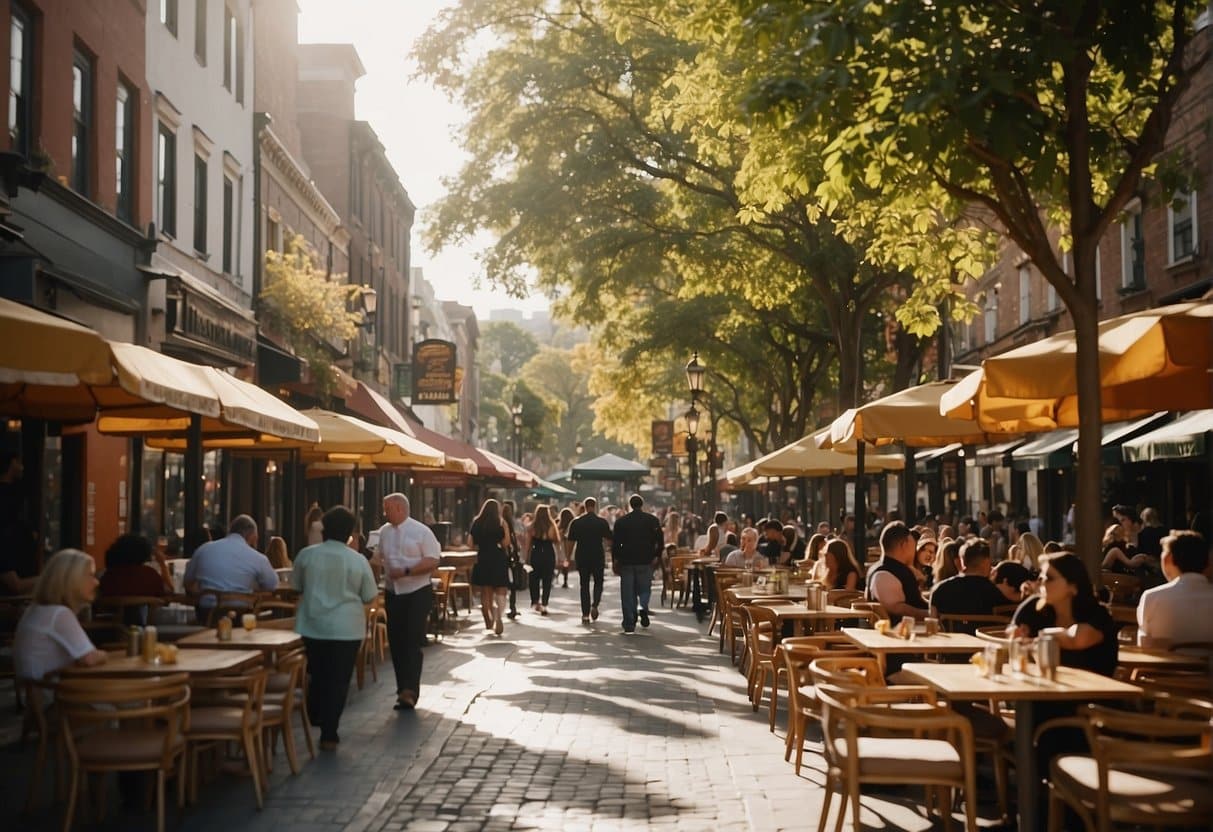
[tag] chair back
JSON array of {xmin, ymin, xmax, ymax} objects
[
  {"xmin": 188, "ymin": 669, "xmax": 267, "ymax": 730},
  {"xmin": 433, "ymin": 565, "xmax": 457, "ymax": 595},
  {"xmin": 937, "ymin": 612, "xmax": 1010, "ymax": 635},
  {"xmin": 741, "ymin": 604, "xmax": 779, "ymax": 659},
  {"xmin": 92, "ymin": 595, "xmax": 167, "ymax": 628},
  {"xmin": 273, "ymin": 649, "xmax": 307, "ymax": 711},
  {"xmin": 670, "ymin": 555, "xmax": 697, "ymax": 583},
  {"xmin": 1100, "ymin": 571, "xmax": 1141, "ymax": 604},
  {"xmin": 849, "ymin": 599, "xmax": 889, "ymax": 621},
  {"xmin": 810, "ymin": 655, "xmax": 885, "ymax": 688},
  {"xmin": 827, "ymin": 589, "xmax": 863, "ymax": 607},
  {"xmin": 56, "ymin": 674, "xmax": 190, "ymax": 769},
  {"xmin": 196, "ymin": 591, "xmax": 262, "ymax": 626},
  {"xmin": 782, "ymin": 634, "xmax": 865, "ymax": 654},
  {"xmin": 254, "ymin": 598, "xmax": 298, "ymax": 620},
  {"xmin": 975, "ymin": 624, "xmax": 1012, "ymax": 645}
]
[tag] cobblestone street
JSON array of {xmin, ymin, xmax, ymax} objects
[{"xmin": 2, "ymin": 575, "xmax": 965, "ymax": 832}]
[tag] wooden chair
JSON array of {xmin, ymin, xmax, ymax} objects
[
  {"xmin": 827, "ymin": 589, "xmax": 864, "ymax": 607},
  {"xmin": 21, "ymin": 678, "xmax": 64, "ymax": 813},
  {"xmin": 740, "ymin": 605, "xmax": 785, "ymax": 730},
  {"xmin": 1132, "ymin": 670, "xmax": 1213, "ymax": 698},
  {"xmin": 707, "ymin": 570, "xmax": 740, "ymax": 638},
  {"xmin": 780, "ymin": 639, "xmax": 868, "ymax": 775},
  {"xmin": 974, "ymin": 624, "xmax": 1011, "ymax": 645},
  {"xmin": 816, "ymin": 683, "xmax": 979, "ymax": 832},
  {"xmin": 196, "ymin": 591, "xmax": 261, "ymax": 627},
  {"xmin": 849, "ymin": 599, "xmax": 889, "ymax": 621},
  {"xmin": 429, "ymin": 566, "xmax": 456, "ymax": 639},
  {"xmin": 355, "ymin": 603, "xmax": 379, "ymax": 690},
  {"xmin": 259, "ymin": 615, "xmax": 297, "ymax": 631},
  {"xmin": 265, "ymin": 647, "xmax": 315, "ymax": 761},
  {"xmin": 261, "ymin": 649, "xmax": 306, "ymax": 775},
  {"xmin": 254, "ymin": 597, "xmax": 298, "ymax": 620},
  {"xmin": 92, "ymin": 594, "xmax": 167, "ymax": 629},
  {"xmin": 447, "ymin": 562, "xmax": 473, "ymax": 615},
  {"xmin": 185, "ymin": 669, "xmax": 268, "ymax": 809},
  {"xmin": 1046, "ymin": 704, "xmax": 1212, "ymax": 832},
  {"xmin": 937, "ymin": 612, "xmax": 1010, "ymax": 635},
  {"xmin": 1100, "ymin": 571, "xmax": 1141, "ymax": 604},
  {"xmin": 56, "ymin": 673, "xmax": 190, "ymax": 832},
  {"xmin": 669, "ymin": 554, "xmax": 698, "ymax": 608}
]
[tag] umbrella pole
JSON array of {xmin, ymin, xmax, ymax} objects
[
  {"xmin": 853, "ymin": 442, "xmax": 866, "ymax": 564},
  {"xmin": 902, "ymin": 445, "xmax": 916, "ymax": 522},
  {"xmin": 183, "ymin": 414, "xmax": 203, "ymax": 544}
]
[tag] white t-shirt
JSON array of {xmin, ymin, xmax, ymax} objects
[
  {"xmin": 14, "ymin": 604, "xmax": 96, "ymax": 681},
  {"xmin": 377, "ymin": 517, "xmax": 441, "ymax": 595}
]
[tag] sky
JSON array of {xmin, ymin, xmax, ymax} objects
[{"xmin": 296, "ymin": 0, "xmax": 548, "ymax": 321}]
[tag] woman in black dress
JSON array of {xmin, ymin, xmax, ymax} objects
[
  {"xmin": 557, "ymin": 507, "xmax": 576, "ymax": 588},
  {"xmin": 526, "ymin": 505, "xmax": 561, "ymax": 615},
  {"xmin": 470, "ymin": 499, "xmax": 510, "ymax": 635}
]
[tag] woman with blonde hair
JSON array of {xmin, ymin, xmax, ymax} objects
[
  {"xmin": 1010, "ymin": 531, "xmax": 1046, "ymax": 571},
  {"xmin": 526, "ymin": 504, "xmax": 562, "ymax": 615},
  {"xmin": 934, "ymin": 538, "xmax": 963, "ymax": 584},
  {"xmin": 14, "ymin": 549, "xmax": 107, "ymax": 681},
  {"xmin": 265, "ymin": 535, "xmax": 291, "ymax": 569}
]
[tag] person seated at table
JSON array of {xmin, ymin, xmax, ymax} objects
[
  {"xmin": 990, "ymin": 559, "xmax": 1034, "ymax": 603},
  {"xmin": 183, "ymin": 515, "xmax": 278, "ymax": 623},
  {"xmin": 821, "ymin": 538, "xmax": 863, "ymax": 591},
  {"xmin": 1099, "ymin": 522, "xmax": 1150, "ymax": 573},
  {"xmin": 865, "ymin": 522, "xmax": 929, "ymax": 625},
  {"xmin": 783, "ymin": 525, "xmax": 806, "ymax": 564},
  {"xmin": 294, "ymin": 505, "xmax": 378, "ymax": 751},
  {"xmin": 1010, "ymin": 551, "xmax": 1118, "ymax": 676},
  {"xmin": 700, "ymin": 511, "xmax": 729, "ymax": 560},
  {"xmin": 928, "ymin": 539, "xmax": 1005, "ymax": 629},
  {"xmin": 801, "ymin": 533, "xmax": 827, "ymax": 572},
  {"xmin": 98, "ymin": 533, "xmax": 172, "ymax": 600},
  {"xmin": 1136, "ymin": 507, "xmax": 1166, "ymax": 558},
  {"xmin": 14, "ymin": 549, "xmax": 107, "ymax": 682},
  {"xmin": 265, "ymin": 535, "xmax": 291, "ymax": 570},
  {"xmin": 723, "ymin": 528, "xmax": 766, "ymax": 570},
  {"xmin": 912, "ymin": 536, "xmax": 937, "ymax": 589},
  {"xmin": 1136, "ymin": 530, "xmax": 1213, "ymax": 650},
  {"xmin": 932, "ymin": 537, "xmax": 962, "ymax": 585},
  {"xmin": 1009, "ymin": 530, "xmax": 1045, "ymax": 572},
  {"xmin": 757, "ymin": 519, "xmax": 786, "ymax": 566},
  {"xmin": 717, "ymin": 532, "xmax": 739, "ymax": 562}
]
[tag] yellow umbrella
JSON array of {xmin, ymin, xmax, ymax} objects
[
  {"xmin": 0, "ymin": 296, "xmax": 113, "ymax": 387},
  {"xmin": 727, "ymin": 430, "xmax": 905, "ymax": 486},
  {"xmin": 820, "ymin": 380, "xmax": 1003, "ymax": 449},
  {"xmin": 298, "ymin": 409, "xmax": 445, "ymax": 468},
  {"xmin": 940, "ymin": 300, "xmax": 1213, "ymax": 431}
]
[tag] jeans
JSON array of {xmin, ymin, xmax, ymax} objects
[
  {"xmin": 529, "ymin": 549, "xmax": 556, "ymax": 606},
  {"xmin": 301, "ymin": 637, "xmax": 361, "ymax": 742},
  {"xmin": 618, "ymin": 563, "xmax": 653, "ymax": 630},
  {"xmin": 578, "ymin": 558, "xmax": 605, "ymax": 616},
  {"xmin": 385, "ymin": 585, "xmax": 432, "ymax": 696}
]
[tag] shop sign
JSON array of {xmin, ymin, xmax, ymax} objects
[
  {"xmin": 651, "ymin": 420, "xmax": 673, "ymax": 455},
  {"xmin": 412, "ymin": 339, "xmax": 458, "ymax": 404}
]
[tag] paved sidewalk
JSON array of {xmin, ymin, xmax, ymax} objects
[{"xmin": 1, "ymin": 574, "xmax": 983, "ymax": 831}]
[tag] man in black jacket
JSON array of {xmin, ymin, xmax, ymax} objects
[
  {"xmin": 611, "ymin": 494, "xmax": 664, "ymax": 633},
  {"xmin": 865, "ymin": 521, "xmax": 929, "ymax": 625}
]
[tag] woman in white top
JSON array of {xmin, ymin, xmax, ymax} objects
[{"xmin": 14, "ymin": 548, "xmax": 107, "ymax": 681}]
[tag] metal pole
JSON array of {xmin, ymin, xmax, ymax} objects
[
  {"xmin": 903, "ymin": 445, "xmax": 916, "ymax": 521},
  {"xmin": 853, "ymin": 442, "xmax": 867, "ymax": 564},
  {"xmin": 183, "ymin": 414, "xmax": 203, "ymax": 543}
]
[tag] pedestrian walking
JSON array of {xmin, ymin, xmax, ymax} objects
[
  {"xmin": 502, "ymin": 500, "xmax": 523, "ymax": 620},
  {"xmin": 373, "ymin": 493, "xmax": 441, "ymax": 710},
  {"xmin": 526, "ymin": 505, "xmax": 560, "ymax": 614},
  {"xmin": 556, "ymin": 507, "xmax": 576, "ymax": 588},
  {"xmin": 469, "ymin": 498, "xmax": 510, "ymax": 634},
  {"xmin": 611, "ymin": 494, "xmax": 664, "ymax": 633},
  {"xmin": 293, "ymin": 506, "xmax": 378, "ymax": 750},
  {"xmin": 566, "ymin": 497, "xmax": 611, "ymax": 623}
]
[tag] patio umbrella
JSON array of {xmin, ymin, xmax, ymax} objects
[
  {"xmin": 820, "ymin": 381, "xmax": 999, "ymax": 449},
  {"xmin": 726, "ymin": 432, "xmax": 904, "ymax": 486},
  {"xmin": 0, "ymin": 296, "xmax": 113, "ymax": 388},
  {"xmin": 939, "ymin": 300, "xmax": 1213, "ymax": 432},
  {"xmin": 571, "ymin": 453, "xmax": 649, "ymax": 480}
]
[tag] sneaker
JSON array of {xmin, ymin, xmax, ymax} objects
[
  {"xmin": 591, "ymin": 606, "xmax": 599, "ymax": 621},
  {"xmin": 532, "ymin": 603, "xmax": 542, "ymax": 612},
  {"xmin": 622, "ymin": 626, "xmax": 635, "ymax": 634},
  {"xmin": 639, "ymin": 609, "xmax": 650, "ymax": 628},
  {"xmin": 581, "ymin": 615, "xmax": 591, "ymax": 623}
]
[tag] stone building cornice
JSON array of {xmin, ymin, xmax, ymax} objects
[{"xmin": 258, "ymin": 124, "xmax": 349, "ymax": 247}]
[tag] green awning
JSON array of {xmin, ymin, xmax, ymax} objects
[
  {"xmin": 1122, "ymin": 410, "xmax": 1213, "ymax": 462},
  {"xmin": 1012, "ymin": 429, "xmax": 1080, "ymax": 471},
  {"xmin": 1093, "ymin": 412, "xmax": 1171, "ymax": 465},
  {"xmin": 975, "ymin": 438, "xmax": 1026, "ymax": 467},
  {"xmin": 571, "ymin": 453, "xmax": 649, "ymax": 481}
]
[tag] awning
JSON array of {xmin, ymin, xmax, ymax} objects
[
  {"xmin": 571, "ymin": 453, "xmax": 649, "ymax": 480},
  {"xmin": 531, "ymin": 479, "xmax": 577, "ymax": 498},
  {"xmin": 915, "ymin": 442, "xmax": 964, "ymax": 464},
  {"xmin": 1123, "ymin": 410, "xmax": 1213, "ymax": 462},
  {"xmin": 0, "ymin": 296, "xmax": 113, "ymax": 388},
  {"xmin": 1087, "ymin": 412, "xmax": 1171, "ymax": 465},
  {"xmin": 975, "ymin": 438, "xmax": 1027, "ymax": 467},
  {"xmin": 346, "ymin": 381, "xmax": 414, "ymax": 436},
  {"xmin": 397, "ymin": 415, "xmax": 479, "ymax": 476},
  {"xmin": 1012, "ymin": 429, "xmax": 1080, "ymax": 471},
  {"xmin": 726, "ymin": 430, "xmax": 904, "ymax": 486},
  {"xmin": 345, "ymin": 383, "xmax": 478, "ymax": 475},
  {"xmin": 479, "ymin": 449, "xmax": 541, "ymax": 486}
]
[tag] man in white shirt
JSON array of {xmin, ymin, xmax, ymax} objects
[
  {"xmin": 1137, "ymin": 530, "xmax": 1213, "ymax": 650},
  {"xmin": 372, "ymin": 493, "xmax": 441, "ymax": 710}
]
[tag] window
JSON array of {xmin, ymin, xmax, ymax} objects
[
  {"xmin": 115, "ymin": 82, "xmax": 135, "ymax": 222},
  {"xmin": 1018, "ymin": 263, "xmax": 1031, "ymax": 326},
  {"xmin": 193, "ymin": 153, "xmax": 207, "ymax": 253},
  {"xmin": 160, "ymin": 0, "xmax": 178, "ymax": 36},
  {"xmin": 8, "ymin": 4, "xmax": 32, "ymax": 155},
  {"xmin": 157, "ymin": 123, "xmax": 176, "ymax": 237},
  {"xmin": 1169, "ymin": 190, "xmax": 1196, "ymax": 263},
  {"xmin": 265, "ymin": 216, "xmax": 279, "ymax": 253},
  {"xmin": 983, "ymin": 288, "xmax": 998, "ymax": 344},
  {"xmin": 1120, "ymin": 203, "xmax": 1145, "ymax": 289},
  {"xmin": 223, "ymin": 5, "xmax": 243, "ymax": 102},
  {"xmin": 1051, "ymin": 254, "xmax": 1064, "ymax": 312},
  {"xmin": 71, "ymin": 51, "xmax": 93, "ymax": 197},
  {"xmin": 222, "ymin": 175, "xmax": 234, "ymax": 274},
  {"xmin": 194, "ymin": 0, "xmax": 207, "ymax": 64}
]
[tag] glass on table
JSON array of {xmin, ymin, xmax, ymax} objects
[
  {"xmin": 241, "ymin": 612, "xmax": 257, "ymax": 632},
  {"xmin": 1009, "ymin": 637, "xmax": 1032, "ymax": 675}
]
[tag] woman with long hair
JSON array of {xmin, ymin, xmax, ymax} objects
[
  {"xmin": 305, "ymin": 504, "xmax": 324, "ymax": 547},
  {"xmin": 557, "ymin": 507, "xmax": 576, "ymax": 589},
  {"xmin": 14, "ymin": 549, "xmax": 108, "ymax": 682},
  {"xmin": 934, "ymin": 538, "xmax": 963, "ymax": 584},
  {"xmin": 1100, "ymin": 523, "xmax": 1154, "ymax": 573},
  {"xmin": 822, "ymin": 538, "xmax": 863, "ymax": 591},
  {"xmin": 802, "ymin": 532, "xmax": 828, "ymax": 577},
  {"xmin": 502, "ymin": 500, "xmax": 522, "ymax": 619},
  {"xmin": 265, "ymin": 535, "xmax": 291, "ymax": 569},
  {"xmin": 527, "ymin": 504, "xmax": 561, "ymax": 614},
  {"xmin": 1010, "ymin": 531, "xmax": 1045, "ymax": 572},
  {"xmin": 469, "ymin": 499, "xmax": 510, "ymax": 635}
]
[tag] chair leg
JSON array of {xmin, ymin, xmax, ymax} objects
[
  {"xmin": 242, "ymin": 733, "xmax": 264, "ymax": 810},
  {"xmin": 794, "ymin": 725, "xmax": 806, "ymax": 775},
  {"xmin": 297, "ymin": 698, "xmax": 316, "ymax": 760},
  {"xmin": 940, "ymin": 788, "xmax": 954, "ymax": 832},
  {"xmin": 993, "ymin": 751, "xmax": 1008, "ymax": 823},
  {"xmin": 156, "ymin": 770, "xmax": 166, "ymax": 832},
  {"xmin": 177, "ymin": 754, "xmax": 187, "ymax": 810},
  {"xmin": 848, "ymin": 780, "xmax": 861, "ymax": 832},
  {"xmin": 24, "ymin": 729, "xmax": 47, "ymax": 813},
  {"xmin": 768, "ymin": 669, "xmax": 781, "ymax": 731},
  {"xmin": 282, "ymin": 719, "xmax": 301, "ymax": 775},
  {"xmin": 1046, "ymin": 785, "xmax": 1063, "ymax": 832},
  {"xmin": 61, "ymin": 764, "xmax": 79, "ymax": 832}
]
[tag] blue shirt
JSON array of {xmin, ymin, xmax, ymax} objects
[
  {"xmin": 293, "ymin": 540, "xmax": 378, "ymax": 641},
  {"xmin": 184, "ymin": 533, "xmax": 279, "ymax": 605}
]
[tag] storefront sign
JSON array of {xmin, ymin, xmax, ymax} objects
[
  {"xmin": 412, "ymin": 470, "xmax": 468, "ymax": 488},
  {"xmin": 651, "ymin": 420, "xmax": 674, "ymax": 455},
  {"xmin": 672, "ymin": 432, "xmax": 687, "ymax": 457},
  {"xmin": 412, "ymin": 339, "xmax": 458, "ymax": 404},
  {"xmin": 165, "ymin": 276, "xmax": 258, "ymax": 365}
]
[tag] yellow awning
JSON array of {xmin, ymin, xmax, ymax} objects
[
  {"xmin": 0, "ymin": 296, "xmax": 114, "ymax": 387},
  {"xmin": 727, "ymin": 429, "xmax": 904, "ymax": 486},
  {"xmin": 820, "ymin": 380, "xmax": 1009, "ymax": 449}
]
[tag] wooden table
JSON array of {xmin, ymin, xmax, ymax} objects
[
  {"xmin": 62, "ymin": 648, "xmax": 262, "ymax": 677},
  {"xmin": 899, "ymin": 661, "xmax": 1143, "ymax": 832},
  {"xmin": 177, "ymin": 627, "xmax": 303, "ymax": 657},
  {"xmin": 762, "ymin": 604, "xmax": 876, "ymax": 641},
  {"xmin": 728, "ymin": 584, "xmax": 808, "ymax": 603},
  {"xmin": 1117, "ymin": 645, "xmax": 1212, "ymax": 676},
  {"xmin": 440, "ymin": 552, "xmax": 478, "ymax": 567},
  {"xmin": 841, "ymin": 627, "xmax": 986, "ymax": 669}
]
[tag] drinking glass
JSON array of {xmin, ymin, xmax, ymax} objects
[{"xmin": 241, "ymin": 613, "xmax": 257, "ymax": 632}]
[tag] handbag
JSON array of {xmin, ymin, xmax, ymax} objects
[{"xmin": 509, "ymin": 554, "xmax": 529, "ymax": 591}]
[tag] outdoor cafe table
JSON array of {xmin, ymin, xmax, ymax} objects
[
  {"xmin": 840, "ymin": 627, "xmax": 987, "ymax": 672},
  {"xmin": 728, "ymin": 583, "xmax": 808, "ymax": 604},
  {"xmin": 899, "ymin": 661, "xmax": 1143, "ymax": 832},
  {"xmin": 761, "ymin": 603, "xmax": 876, "ymax": 641},
  {"xmin": 61, "ymin": 648, "xmax": 263, "ymax": 678},
  {"xmin": 1116, "ymin": 644, "xmax": 1211, "ymax": 677},
  {"xmin": 177, "ymin": 627, "xmax": 303, "ymax": 660}
]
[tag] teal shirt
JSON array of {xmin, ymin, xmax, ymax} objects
[{"xmin": 293, "ymin": 540, "xmax": 378, "ymax": 641}]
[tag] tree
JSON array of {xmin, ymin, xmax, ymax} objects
[
  {"xmin": 259, "ymin": 234, "xmax": 362, "ymax": 400},
  {"xmin": 521, "ymin": 345, "xmax": 598, "ymax": 468},
  {"xmin": 731, "ymin": 0, "xmax": 1210, "ymax": 576},
  {"xmin": 479, "ymin": 321, "xmax": 539, "ymax": 376},
  {"xmin": 415, "ymin": 0, "xmax": 944, "ymax": 418}
]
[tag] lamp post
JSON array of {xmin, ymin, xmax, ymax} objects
[
  {"xmin": 685, "ymin": 404, "xmax": 700, "ymax": 514},
  {"xmin": 511, "ymin": 399, "xmax": 523, "ymax": 465}
]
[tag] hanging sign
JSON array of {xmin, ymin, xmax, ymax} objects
[{"xmin": 412, "ymin": 339, "xmax": 458, "ymax": 404}]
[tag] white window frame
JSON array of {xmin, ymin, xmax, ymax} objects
[
  {"xmin": 1168, "ymin": 189, "xmax": 1197, "ymax": 264},
  {"xmin": 984, "ymin": 289, "xmax": 998, "ymax": 345}
]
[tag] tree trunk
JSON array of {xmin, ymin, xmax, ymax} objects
[
  {"xmin": 835, "ymin": 311, "xmax": 863, "ymax": 411},
  {"xmin": 1070, "ymin": 297, "xmax": 1105, "ymax": 582}
]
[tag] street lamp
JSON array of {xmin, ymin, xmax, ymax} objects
[
  {"xmin": 575, "ymin": 441, "xmax": 583, "ymax": 456},
  {"xmin": 685, "ymin": 351, "xmax": 705, "ymax": 402},
  {"xmin": 685, "ymin": 404, "xmax": 699, "ymax": 514},
  {"xmin": 511, "ymin": 399, "xmax": 523, "ymax": 465}
]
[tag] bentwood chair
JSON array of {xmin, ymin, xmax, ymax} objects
[
  {"xmin": 1046, "ymin": 704, "xmax": 1212, "ymax": 832},
  {"xmin": 780, "ymin": 639, "xmax": 867, "ymax": 775},
  {"xmin": 740, "ymin": 605, "xmax": 785, "ymax": 730},
  {"xmin": 185, "ymin": 669, "xmax": 268, "ymax": 809},
  {"xmin": 261, "ymin": 649, "xmax": 306, "ymax": 775},
  {"xmin": 265, "ymin": 647, "xmax": 315, "ymax": 760},
  {"xmin": 21, "ymin": 678, "xmax": 64, "ymax": 813},
  {"xmin": 56, "ymin": 674, "xmax": 191, "ymax": 832},
  {"xmin": 816, "ymin": 683, "xmax": 979, "ymax": 832}
]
